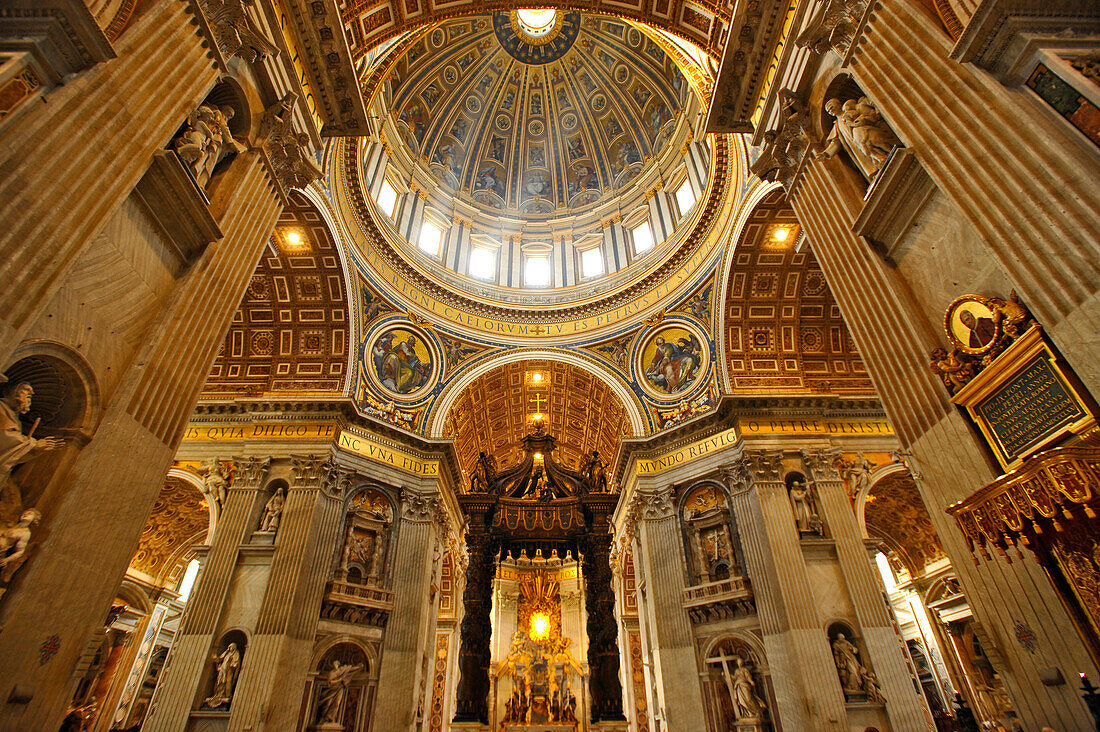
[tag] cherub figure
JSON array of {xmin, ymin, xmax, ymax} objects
[{"xmin": 929, "ymin": 347, "xmax": 977, "ymax": 394}]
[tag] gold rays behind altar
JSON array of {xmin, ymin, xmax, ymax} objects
[{"xmin": 493, "ymin": 549, "xmax": 585, "ymax": 730}]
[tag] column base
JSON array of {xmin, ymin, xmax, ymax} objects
[
  {"xmin": 450, "ymin": 721, "xmax": 491, "ymax": 732},
  {"xmin": 591, "ymin": 722, "xmax": 630, "ymax": 732}
]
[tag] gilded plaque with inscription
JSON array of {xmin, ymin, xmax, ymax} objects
[{"xmin": 952, "ymin": 327, "xmax": 1096, "ymax": 470}]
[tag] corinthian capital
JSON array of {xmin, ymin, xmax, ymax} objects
[
  {"xmin": 401, "ymin": 489, "xmax": 446, "ymax": 524},
  {"xmin": 258, "ymin": 94, "xmax": 321, "ymax": 193},
  {"xmin": 231, "ymin": 456, "xmax": 270, "ymax": 488},
  {"xmin": 720, "ymin": 459, "xmax": 752, "ymax": 493},
  {"xmin": 290, "ymin": 454, "xmax": 327, "ymax": 487},
  {"xmin": 629, "ymin": 485, "xmax": 676, "ymax": 522},
  {"xmin": 321, "ymin": 457, "xmax": 353, "ymax": 498},
  {"xmin": 800, "ymin": 447, "xmax": 843, "ymax": 480},
  {"xmin": 744, "ymin": 450, "xmax": 784, "ymax": 482}
]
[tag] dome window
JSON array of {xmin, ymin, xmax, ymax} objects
[
  {"xmin": 418, "ymin": 220, "xmax": 444, "ymax": 258},
  {"xmin": 469, "ymin": 245, "xmax": 497, "ymax": 281},
  {"xmin": 675, "ymin": 180, "xmax": 696, "ymax": 219},
  {"xmin": 631, "ymin": 220, "xmax": 655, "ymax": 256},
  {"xmin": 580, "ymin": 246, "xmax": 604, "ymax": 279},
  {"xmin": 524, "ymin": 255, "xmax": 551, "ymax": 287},
  {"xmin": 375, "ymin": 179, "xmax": 399, "ymax": 219}
]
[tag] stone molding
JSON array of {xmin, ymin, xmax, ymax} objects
[
  {"xmin": 0, "ymin": 0, "xmax": 115, "ymax": 84},
  {"xmin": 951, "ymin": 0, "xmax": 1100, "ymax": 83},
  {"xmin": 852, "ymin": 148, "xmax": 937, "ymax": 261},
  {"xmin": 133, "ymin": 150, "xmax": 224, "ymax": 264}
]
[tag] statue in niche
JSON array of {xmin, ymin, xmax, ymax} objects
[
  {"xmin": 202, "ymin": 642, "xmax": 242, "ymax": 709},
  {"xmin": 861, "ymin": 668, "xmax": 886, "ymax": 703},
  {"xmin": 315, "ymin": 659, "xmax": 363, "ymax": 726},
  {"xmin": 258, "ymin": 486, "xmax": 285, "ymax": 533},
  {"xmin": 832, "ymin": 633, "xmax": 869, "ymax": 695},
  {"xmin": 0, "ymin": 380, "xmax": 64, "ymax": 520},
  {"xmin": 199, "ymin": 459, "xmax": 231, "ymax": 508},
  {"xmin": 788, "ymin": 480, "xmax": 823, "ymax": 536},
  {"xmin": 815, "ymin": 96, "xmax": 901, "ymax": 179},
  {"xmin": 731, "ymin": 655, "xmax": 767, "ymax": 721},
  {"xmin": 0, "ymin": 507, "xmax": 42, "ymax": 588},
  {"xmin": 174, "ymin": 104, "xmax": 245, "ymax": 188}
]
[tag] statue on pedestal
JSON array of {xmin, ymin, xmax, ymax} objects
[
  {"xmin": 731, "ymin": 656, "xmax": 767, "ymax": 722},
  {"xmin": 202, "ymin": 642, "xmax": 241, "ymax": 709},
  {"xmin": 258, "ymin": 486, "xmax": 285, "ymax": 533},
  {"xmin": 174, "ymin": 105, "xmax": 245, "ymax": 188},
  {"xmin": 581, "ymin": 451, "xmax": 608, "ymax": 493},
  {"xmin": 315, "ymin": 660, "xmax": 363, "ymax": 728}
]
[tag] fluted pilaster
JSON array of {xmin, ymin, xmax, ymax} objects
[{"xmin": 0, "ymin": 0, "xmax": 218, "ymax": 359}]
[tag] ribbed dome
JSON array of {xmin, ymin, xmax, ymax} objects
[{"xmin": 383, "ymin": 13, "xmax": 690, "ymax": 217}]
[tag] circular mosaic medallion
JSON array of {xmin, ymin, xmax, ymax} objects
[
  {"xmin": 528, "ymin": 119, "xmax": 544, "ymax": 136},
  {"xmin": 562, "ymin": 113, "xmax": 578, "ymax": 130},
  {"xmin": 592, "ymin": 94, "xmax": 607, "ymax": 112},
  {"xmin": 465, "ymin": 95, "xmax": 482, "ymax": 115},
  {"xmin": 635, "ymin": 321, "xmax": 710, "ymax": 400},
  {"xmin": 364, "ymin": 323, "xmax": 438, "ymax": 400},
  {"xmin": 443, "ymin": 66, "xmax": 458, "ymax": 85},
  {"xmin": 495, "ymin": 113, "xmax": 512, "ymax": 130}
]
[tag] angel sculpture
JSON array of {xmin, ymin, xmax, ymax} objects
[
  {"xmin": 989, "ymin": 289, "xmax": 1033, "ymax": 340},
  {"xmin": 929, "ymin": 347, "xmax": 977, "ymax": 394}
]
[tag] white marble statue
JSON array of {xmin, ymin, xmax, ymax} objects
[
  {"xmin": 0, "ymin": 380, "xmax": 64, "ymax": 516},
  {"xmin": 202, "ymin": 642, "xmax": 241, "ymax": 709},
  {"xmin": 199, "ymin": 459, "xmax": 231, "ymax": 508},
  {"xmin": 815, "ymin": 96, "xmax": 901, "ymax": 179},
  {"xmin": 316, "ymin": 660, "xmax": 363, "ymax": 726},
  {"xmin": 732, "ymin": 655, "xmax": 767, "ymax": 721},
  {"xmin": 832, "ymin": 633, "xmax": 867, "ymax": 694},
  {"xmin": 788, "ymin": 480, "xmax": 822, "ymax": 535},
  {"xmin": 174, "ymin": 104, "xmax": 245, "ymax": 188},
  {"xmin": 258, "ymin": 486, "xmax": 285, "ymax": 533},
  {"xmin": 0, "ymin": 507, "xmax": 42, "ymax": 586},
  {"xmin": 842, "ymin": 452, "xmax": 876, "ymax": 499}
]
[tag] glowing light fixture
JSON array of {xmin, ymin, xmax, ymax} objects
[
  {"xmin": 287, "ymin": 231, "xmax": 301, "ymax": 244},
  {"xmin": 529, "ymin": 611, "xmax": 550, "ymax": 641},
  {"xmin": 773, "ymin": 227, "xmax": 790, "ymax": 242},
  {"xmin": 531, "ymin": 372, "xmax": 543, "ymax": 383}
]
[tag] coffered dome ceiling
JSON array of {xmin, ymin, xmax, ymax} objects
[{"xmin": 382, "ymin": 12, "xmax": 693, "ymax": 218}]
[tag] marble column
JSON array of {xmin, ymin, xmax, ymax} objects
[
  {"xmin": 142, "ymin": 457, "xmax": 271, "ymax": 732},
  {"xmin": 628, "ymin": 485, "xmax": 706, "ymax": 731},
  {"xmin": 369, "ymin": 488, "xmax": 446, "ymax": 731},
  {"xmin": 802, "ymin": 448, "xmax": 929, "ymax": 729},
  {"xmin": 723, "ymin": 451, "xmax": 848, "ymax": 731},
  {"xmin": 791, "ymin": 148, "xmax": 1099, "ymax": 731},
  {"xmin": 0, "ymin": 149, "xmax": 283, "ymax": 731},
  {"xmin": 0, "ymin": 0, "xmax": 218, "ymax": 360},
  {"xmin": 227, "ymin": 456, "xmax": 345, "ymax": 730}
]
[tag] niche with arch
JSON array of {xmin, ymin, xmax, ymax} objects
[
  {"xmin": 337, "ymin": 487, "xmax": 395, "ymax": 587},
  {"xmin": 1, "ymin": 349, "xmax": 96, "ymax": 523},
  {"xmin": 702, "ymin": 636, "xmax": 772, "ymax": 731},
  {"xmin": 197, "ymin": 629, "xmax": 248, "ymax": 712},
  {"xmin": 680, "ymin": 482, "xmax": 743, "ymax": 586},
  {"xmin": 252, "ymin": 478, "xmax": 289, "ymax": 540},
  {"xmin": 303, "ymin": 641, "xmax": 373, "ymax": 731},
  {"xmin": 816, "ymin": 74, "xmax": 902, "ymax": 183},
  {"xmin": 826, "ymin": 621, "xmax": 881, "ymax": 702}
]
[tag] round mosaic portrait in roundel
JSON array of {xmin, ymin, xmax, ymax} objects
[
  {"xmin": 944, "ymin": 295, "xmax": 1001, "ymax": 355},
  {"xmin": 370, "ymin": 327, "xmax": 434, "ymax": 398},
  {"xmin": 637, "ymin": 324, "xmax": 709, "ymax": 399}
]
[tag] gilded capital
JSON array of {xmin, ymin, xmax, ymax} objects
[
  {"xmin": 231, "ymin": 455, "xmax": 270, "ymax": 488},
  {"xmin": 290, "ymin": 454, "xmax": 328, "ymax": 487},
  {"xmin": 800, "ymin": 447, "xmax": 843, "ymax": 480},
  {"xmin": 400, "ymin": 489, "xmax": 447, "ymax": 524},
  {"xmin": 629, "ymin": 485, "xmax": 676, "ymax": 522},
  {"xmin": 744, "ymin": 449, "xmax": 784, "ymax": 482}
]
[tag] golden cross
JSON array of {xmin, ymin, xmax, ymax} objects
[
  {"xmin": 530, "ymin": 324, "xmax": 546, "ymax": 336},
  {"xmin": 530, "ymin": 394, "xmax": 548, "ymax": 413}
]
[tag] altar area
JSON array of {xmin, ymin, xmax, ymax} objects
[{"xmin": 491, "ymin": 550, "xmax": 586, "ymax": 730}]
